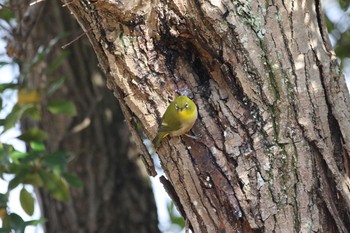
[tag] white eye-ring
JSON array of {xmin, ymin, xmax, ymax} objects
[
  {"xmin": 185, "ymin": 102, "xmax": 189, "ymax": 109},
  {"xmin": 175, "ymin": 104, "xmax": 179, "ymax": 110}
]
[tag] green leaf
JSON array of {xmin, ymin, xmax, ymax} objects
[
  {"xmin": 47, "ymin": 100, "xmax": 77, "ymax": 116},
  {"xmin": 8, "ymin": 213, "xmax": 26, "ymax": 233},
  {"xmin": 0, "ymin": 83, "xmax": 16, "ymax": 93},
  {"xmin": 47, "ymin": 77, "xmax": 65, "ymax": 96},
  {"xmin": 19, "ymin": 151, "xmax": 41, "ymax": 164},
  {"xmin": 9, "ymin": 151, "xmax": 27, "ymax": 159},
  {"xmin": 40, "ymin": 171, "xmax": 70, "ymax": 201},
  {"xmin": 20, "ymin": 188, "xmax": 34, "ymax": 216},
  {"xmin": 9, "ymin": 151, "xmax": 28, "ymax": 163},
  {"xmin": 23, "ymin": 105, "xmax": 41, "ymax": 120},
  {"xmin": 0, "ymin": 8, "xmax": 15, "ymax": 22},
  {"xmin": 0, "ymin": 61, "xmax": 11, "ymax": 68},
  {"xmin": 23, "ymin": 172, "xmax": 43, "ymax": 187},
  {"xmin": 0, "ymin": 228, "xmax": 11, "ymax": 233},
  {"xmin": 167, "ymin": 202, "xmax": 185, "ymax": 228},
  {"xmin": 30, "ymin": 141, "xmax": 45, "ymax": 152},
  {"xmin": 1, "ymin": 214, "xmax": 11, "ymax": 231},
  {"xmin": 0, "ymin": 143, "xmax": 14, "ymax": 164},
  {"xmin": 8, "ymin": 175, "xmax": 22, "ymax": 190},
  {"xmin": 1, "ymin": 104, "xmax": 40, "ymax": 133},
  {"xmin": 63, "ymin": 173, "xmax": 83, "ymax": 188},
  {"xmin": 1, "ymin": 216, "xmax": 11, "ymax": 232},
  {"xmin": 17, "ymin": 128, "xmax": 47, "ymax": 142},
  {"xmin": 7, "ymin": 165, "xmax": 32, "ymax": 190},
  {"xmin": 25, "ymin": 218, "xmax": 46, "ymax": 226},
  {"xmin": 2, "ymin": 104, "xmax": 33, "ymax": 134},
  {"xmin": 339, "ymin": 0, "xmax": 350, "ymax": 10},
  {"xmin": 7, "ymin": 163, "xmax": 30, "ymax": 175},
  {"xmin": 325, "ymin": 16, "xmax": 335, "ymax": 32},
  {"xmin": 0, "ymin": 193, "xmax": 8, "ymax": 208},
  {"xmin": 1, "ymin": 213, "xmax": 27, "ymax": 232},
  {"xmin": 52, "ymin": 177, "xmax": 70, "ymax": 201},
  {"xmin": 43, "ymin": 151, "xmax": 69, "ymax": 167}
]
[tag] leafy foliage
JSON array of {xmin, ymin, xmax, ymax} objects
[
  {"xmin": 0, "ymin": 87, "xmax": 80, "ymax": 231},
  {"xmin": 47, "ymin": 99, "xmax": 77, "ymax": 116},
  {"xmin": 339, "ymin": 0, "xmax": 350, "ymax": 10},
  {"xmin": 167, "ymin": 202, "xmax": 185, "ymax": 230},
  {"xmin": 19, "ymin": 188, "xmax": 34, "ymax": 216},
  {"xmin": 0, "ymin": 3, "xmax": 81, "ymax": 232},
  {"xmin": 324, "ymin": 2, "xmax": 350, "ymax": 61}
]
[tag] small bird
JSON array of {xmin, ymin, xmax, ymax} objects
[{"xmin": 153, "ymin": 95, "xmax": 198, "ymax": 148}]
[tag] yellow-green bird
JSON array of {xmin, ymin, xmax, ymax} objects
[{"xmin": 153, "ymin": 95, "xmax": 198, "ymax": 148}]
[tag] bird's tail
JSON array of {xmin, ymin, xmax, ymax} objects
[{"xmin": 153, "ymin": 132, "xmax": 168, "ymax": 148}]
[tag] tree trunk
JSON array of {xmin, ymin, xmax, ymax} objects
[
  {"xmin": 64, "ymin": 0, "xmax": 350, "ymax": 232},
  {"xmin": 8, "ymin": 1, "xmax": 160, "ymax": 232}
]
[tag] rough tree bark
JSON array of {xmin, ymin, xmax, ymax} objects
[
  {"xmin": 7, "ymin": 1, "xmax": 160, "ymax": 233},
  {"xmin": 64, "ymin": 0, "xmax": 350, "ymax": 232}
]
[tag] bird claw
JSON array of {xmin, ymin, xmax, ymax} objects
[{"xmin": 184, "ymin": 133, "xmax": 200, "ymax": 140}]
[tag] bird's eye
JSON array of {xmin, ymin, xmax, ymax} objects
[
  {"xmin": 175, "ymin": 104, "xmax": 179, "ymax": 110},
  {"xmin": 185, "ymin": 102, "xmax": 189, "ymax": 109}
]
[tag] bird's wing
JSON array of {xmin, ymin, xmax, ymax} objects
[
  {"xmin": 158, "ymin": 107, "xmax": 182, "ymax": 133},
  {"xmin": 159, "ymin": 120, "xmax": 182, "ymax": 132}
]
